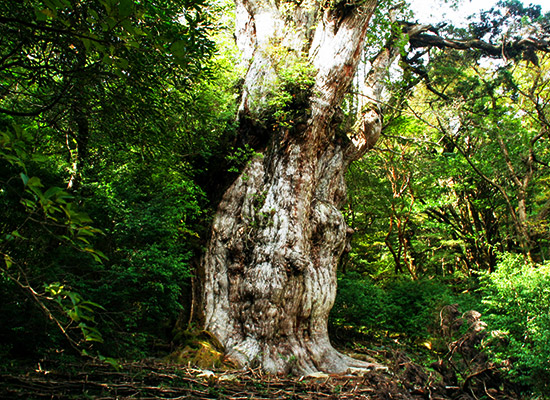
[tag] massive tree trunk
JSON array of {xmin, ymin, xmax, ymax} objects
[{"xmin": 202, "ymin": 0, "xmax": 389, "ymax": 374}]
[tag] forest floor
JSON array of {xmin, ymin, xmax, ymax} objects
[
  {"xmin": 0, "ymin": 359, "xmax": 413, "ymax": 400},
  {"xmin": 0, "ymin": 341, "xmax": 520, "ymax": 400}
]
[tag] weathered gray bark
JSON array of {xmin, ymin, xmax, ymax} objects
[{"xmin": 202, "ymin": 0, "xmax": 389, "ymax": 374}]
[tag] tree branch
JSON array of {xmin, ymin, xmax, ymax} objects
[
  {"xmin": 406, "ymin": 28, "xmax": 550, "ymax": 61},
  {"xmin": 0, "ymin": 16, "xmax": 110, "ymax": 45}
]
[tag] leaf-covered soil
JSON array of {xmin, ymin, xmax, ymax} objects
[{"xmin": 0, "ymin": 348, "xmax": 520, "ymax": 400}]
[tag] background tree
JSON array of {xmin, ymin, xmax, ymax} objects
[
  {"xmin": 332, "ymin": 2, "xmax": 550, "ymax": 393},
  {"xmin": 345, "ymin": 0, "xmax": 550, "ymax": 278},
  {"xmin": 0, "ymin": 0, "xmax": 222, "ymax": 359}
]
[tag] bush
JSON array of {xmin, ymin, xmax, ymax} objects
[
  {"xmin": 331, "ymin": 273, "xmax": 467, "ymax": 340},
  {"xmin": 330, "ymin": 273, "xmax": 388, "ymax": 335},
  {"xmin": 81, "ymin": 165, "xmax": 206, "ymax": 357},
  {"xmin": 480, "ymin": 253, "xmax": 550, "ymax": 394},
  {"xmin": 384, "ymin": 278, "xmax": 454, "ymax": 338}
]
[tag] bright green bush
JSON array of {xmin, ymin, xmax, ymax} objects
[{"xmin": 480, "ymin": 253, "xmax": 550, "ymax": 393}]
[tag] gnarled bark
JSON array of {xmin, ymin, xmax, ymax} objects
[{"xmin": 202, "ymin": 0, "xmax": 389, "ymax": 374}]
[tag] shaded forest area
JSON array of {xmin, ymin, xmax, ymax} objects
[{"xmin": 1, "ymin": 0, "xmax": 550, "ymax": 398}]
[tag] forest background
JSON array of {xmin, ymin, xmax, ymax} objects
[{"xmin": 1, "ymin": 0, "xmax": 550, "ymax": 398}]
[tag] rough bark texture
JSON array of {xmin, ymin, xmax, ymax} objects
[{"xmin": 202, "ymin": 0, "xmax": 386, "ymax": 374}]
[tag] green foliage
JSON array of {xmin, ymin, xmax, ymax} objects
[
  {"xmin": 1, "ymin": 4, "xmax": 549, "ymax": 398},
  {"xmin": 480, "ymin": 253, "xmax": 550, "ymax": 393},
  {"xmin": 348, "ymin": 49, "xmax": 550, "ymax": 279},
  {"xmin": 361, "ymin": 0, "xmax": 410, "ymax": 58},
  {"xmin": 45, "ymin": 282, "xmax": 105, "ymax": 344},
  {"xmin": 331, "ymin": 272, "xmax": 470, "ymax": 340},
  {"xmin": 257, "ymin": 45, "xmax": 317, "ymax": 130},
  {"xmin": 0, "ymin": 126, "xmax": 107, "ymax": 356},
  {"xmin": 268, "ymin": 59, "xmax": 316, "ymax": 129},
  {"xmin": 81, "ymin": 165, "xmax": 206, "ymax": 356},
  {"xmin": 226, "ymin": 145, "xmax": 262, "ymax": 173},
  {"xmin": 331, "ymin": 273, "xmax": 388, "ymax": 334},
  {"xmin": 337, "ymin": 4, "xmax": 550, "ymax": 396},
  {"xmin": 384, "ymin": 279, "xmax": 456, "ymax": 337},
  {"xmin": 0, "ymin": 0, "xmax": 226, "ymax": 362}
]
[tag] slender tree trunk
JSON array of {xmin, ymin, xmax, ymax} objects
[
  {"xmin": 66, "ymin": 106, "xmax": 89, "ymax": 190},
  {"xmin": 202, "ymin": 0, "xmax": 388, "ymax": 374},
  {"xmin": 67, "ymin": 41, "xmax": 89, "ymax": 191}
]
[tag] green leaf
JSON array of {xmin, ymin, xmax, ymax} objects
[
  {"xmin": 77, "ymin": 304, "xmax": 95, "ymax": 315},
  {"xmin": 116, "ymin": 57, "xmax": 129, "ymax": 69},
  {"xmin": 20, "ymin": 172, "xmax": 29, "ymax": 186},
  {"xmin": 79, "ymin": 324, "xmax": 104, "ymax": 343},
  {"xmin": 44, "ymin": 282, "xmax": 65, "ymax": 296},
  {"xmin": 119, "ymin": 0, "xmax": 134, "ymax": 18},
  {"xmin": 4, "ymin": 255, "xmax": 13, "ymax": 269},
  {"xmin": 100, "ymin": 0, "xmax": 113, "ymax": 14},
  {"xmin": 37, "ymin": 7, "xmax": 56, "ymax": 19},
  {"xmin": 84, "ymin": 248, "xmax": 108, "ymax": 263},
  {"xmin": 26, "ymin": 176, "xmax": 43, "ymax": 188},
  {"xmin": 34, "ymin": 7, "xmax": 47, "ymax": 21},
  {"xmin": 20, "ymin": 198, "xmax": 37, "ymax": 210},
  {"xmin": 77, "ymin": 227, "xmax": 97, "ymax": 237},
  {"xmin": 44, "ymin": 186, "xmax": 64, "ymax": 199},
  {"xmin": 10, "ymin": 231, "xmax": 25, "ymax": 240},
  {"xmin": 31, "ymin": 154, "xmax": 49, "ymax": 162},
  {"xmin": 170, "ymin": 40, "xmax": 188, "ymax": 57},
  {"xmin": 93, "ymin": 249, "xmax": 108, "ymax": 260},
  {"xmin": 66, "ymin": 291, "xmax": 82, "ymax": 307},
  {"xmin": 121, "ymin": 19, "xmax": 135, "ymax": 34},
  {"xmin": 98, "ymin": 355, "xmax": 121, "ymax": 370},
  {"xmin": 82, "ymin": 38, "xmax": 92, "ymax": 52},
  {"xmin": 68, "ymin": 309, "xmax": 80, "ymax": 321},
  {"xmin": 89, "ymin": 9, "xmax": 99, "ymax": 20},
  {"xmin": 81, "ymin": 300, "xmax": 106, "ymax": 311}
]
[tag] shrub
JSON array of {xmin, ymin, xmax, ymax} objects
[
  {"xmin": 384, "ymin": 278, "xmax": 454, "ymax": 338},
  {"xmin": 331, "ymin": 273, "xmax": 466, "ymax": 341},
  {"xmin": 480, "ymin": 253, "xmax": 550, "ymax": 394},
  {"xmin": 81, "ymin": 166, "xmax": 205, "ymax": 357},
  {"xmin": 330, "ymin": 273, "xmax": 388, "ymax": 335}
]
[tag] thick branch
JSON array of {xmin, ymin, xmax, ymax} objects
[{"xmin": 406, "ymin": 26, "xmax": 550, "ymax": 60}]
